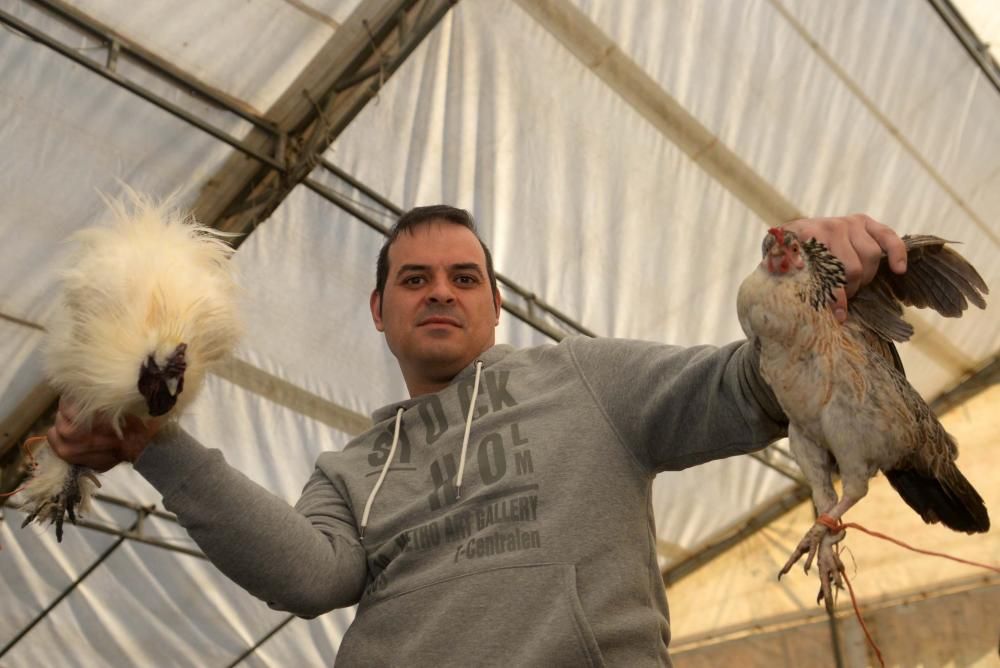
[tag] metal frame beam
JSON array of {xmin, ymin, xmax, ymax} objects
[
  {"xmin": 927, "ymin": 0, "xmax": 1000, "ymax": 97},
  {"xmin": 2, "ymin": 0, "xmax": 996, "ymax": 657},
  {"xmin": 0, "ymin": 504, "xmax": 150, "ymax": 660},
  {"xmin": 302, "ymin": 171, "xmax": 596, "ymax": 341},
  {"xmin": 193, "ymin": 0, "xmax": 458, "ymax": 241},
  {"xmin": 670, "ymin": 571, "xmax": 1000, "ymax": 653},
  {"xmin": 661, "ymin": 483, "xmax": 812, "ymax": 587}
]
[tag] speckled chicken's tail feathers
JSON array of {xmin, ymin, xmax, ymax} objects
[{"xmin": 885, "ymin": 462, "xmax": 989, "ymax": 534}]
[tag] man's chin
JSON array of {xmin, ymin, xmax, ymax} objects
[{"xmin": 409, "ymin": 339, "xmax": 474, "ymax": 369}]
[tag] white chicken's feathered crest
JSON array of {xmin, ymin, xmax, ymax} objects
[{"xmin": 44, "ymin": 189, "xmax": 241, "ymax": 431}]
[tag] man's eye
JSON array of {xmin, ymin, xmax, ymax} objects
[
  {"xmin": 403, "ymin": 276, "xmax": 424, "ymax": 285},
  {"xmin": 455, "ymin": 275, "xmax": 478, "ymax": 285}
]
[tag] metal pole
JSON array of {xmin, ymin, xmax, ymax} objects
[
  {"xmin": 0, "ymin": 508, "xmax": 150, "ymax": 660},
  {"xmin": 310, "ymin": 165, "xmax": 599, "ymax": 338},
  {"xmin": 302, "ymin": 177, "xmax": 572, "ymax": 342},
  {"xmin": 225, "ymin": 615, "xmax": 297, "ymax": 668},
  {"xmin": 0, "ymin": 8, "xmax": 285, "ymax": 172}
]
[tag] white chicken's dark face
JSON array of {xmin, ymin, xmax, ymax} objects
[
  {"xmin": 137, "ymin": 342, "xmax": 188, "ymax": 416},
  {"xmin": 371, "ymin": 221, "xmax": 501, "ymax": 394}
]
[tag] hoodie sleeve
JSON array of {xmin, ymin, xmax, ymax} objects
[
  {"xmin": 134, "ymin": 426, "xmax": 366, "ymax": 616},
  {"xmin": 567, "ymin": 336, "xmax": 787, "ymax": 473}
]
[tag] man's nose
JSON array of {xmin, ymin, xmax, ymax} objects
[{"xmin": 427, "ymin": 277, "xmax": 455, "ymax": 303}]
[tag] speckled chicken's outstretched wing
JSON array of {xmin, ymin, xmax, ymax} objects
[
  {"xmin": 849, "ymin": 235, "xmax": 988, "ymax": 345},
  {"xmin": 845, "ymin": 235, "xmax": 990, "ymax": 534}
]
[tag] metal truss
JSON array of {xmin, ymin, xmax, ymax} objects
[
  {"xmin": 0, "ymin": 0, "xmax": 589, "ymax": 661},
  {"xmin": 2, "ymin": 0, "xmax": 996, "ymax": 662},
  {"xmin": 1, "ymin": 492, "xmax": 302, "ymax": 663}
]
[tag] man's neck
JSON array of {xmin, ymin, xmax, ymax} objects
[{"xmin": 401, "ymin": 346, "xmax": 495, "ymax": 397}]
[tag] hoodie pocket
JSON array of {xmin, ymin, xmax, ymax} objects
[{"xmin": 337, "ymin": 562, "xmax": 605, "ymax": 667}]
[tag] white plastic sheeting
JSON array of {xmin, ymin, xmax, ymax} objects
[{"xmin": 0, "ymin": 0, "xmax": 998, "ymax": 665}]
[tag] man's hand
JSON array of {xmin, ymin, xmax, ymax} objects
[
  {"xmin": 784, "ymin": 214, "xmax": 907, "ymax": 323},
  {"xmin": 47, "ymin": 398, "xmax": 162, "ymax": 472}
]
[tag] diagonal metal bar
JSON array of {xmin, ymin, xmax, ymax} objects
[
  {"xmin": 200, "ymin": 0, "xmax": 458, "ymax": 242},
  {"xmin": 0, "ymin": 0, "xmax": 591, "ymax": 353},
  {"xmin": 30, "ymin": 0, "xmax": 278, "ymax": 131},
  {"xmin": 302, "ymin": 176, "xmax": 572, "ymax": 342},
  {"xmin": 0, "ymin": 7, "xmax": 284, "ymax": 171},
  {"xmin": 926, "ymin": 0, "xmax": 1000, "ymax": 98},
  {"xmin": 0, "ymin": 507, "xmax": 150, "ymax": 660},
  {"xmin": 71, "ymin": 516, "xmax": 207, "ymax": 560},
  {"xmin": 661, "ymin": 483, "xmax": 812, "ymax": 587},
  {"xmin": 225, "ymin": 615, "xmax": 297, "ymax": 668},
  {"xmin": 749, "ymin": 449, "xmax": 805, "ymax": 485},
  {"xmin": 0, "ymin": 0, "xmax": 458, "ymax": 518},
  {"xmin": 312, "ymin": 161, "xmax": 599, "ymax": 338}
]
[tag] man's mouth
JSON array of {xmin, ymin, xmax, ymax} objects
[{"xmin": 418, "ymin": 316, "xmax": 462, "ymax": 327}]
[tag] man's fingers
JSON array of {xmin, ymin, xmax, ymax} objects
[
  {"xmin": 845, "ymin": 227, "xmax": 884, "ymax": 294},
  {"xmin": 863, "ymin": 215, "xmax": 907, "ymax": 274},
  {"xmin": 57, "ymin": 396, "xmax": 80, "ymax": 423},
  {"xmin": 831, "ymin": 287, "xmax": 848, "ymax": 323},
  {"xmin": 54, "ymin": 409, "xmax": 74, "ymax": 439},
  {"xmin": 838, "ymin": 251, "xmax": 863, "ymax": 299},
  {"xmin": 46, "ymin": 425, "xmax": 65, "ymax": 457},
  {"xmin": 67, "ymin": 454, "xmax": 118, "ymax": 473}
]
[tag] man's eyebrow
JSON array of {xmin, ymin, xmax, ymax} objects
[
  {"xmin": 450, "ymin": 263, "xmax": 485, "ymax": 275},
  {"xmin": 396, "ymin": 264, "xmax": 429, "ymax": 275},
  {"xmin": 395, "ymin": 263, "xmax": 484, "ymax": 276}
]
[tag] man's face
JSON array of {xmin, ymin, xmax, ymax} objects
[{"xmin": 371, "ymin": 221, "xmax": 501, "ymax": 394}]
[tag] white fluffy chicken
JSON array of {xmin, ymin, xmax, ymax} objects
[
  {"xmin": 738, "ymin": 228, "xmax": 989, "ymax": 610},
  {"xmin": 18, "ymin": 190, "xmax": 240, "ymax": 541}
]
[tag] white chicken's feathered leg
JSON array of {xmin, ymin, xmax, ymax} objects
[
  {"xmin": 18, "ymin": 444, "xmax": 101, "ymax": 542},
  {"xmin": 779, "ymin": 425, "xmax": 847, "ymax": 611}
]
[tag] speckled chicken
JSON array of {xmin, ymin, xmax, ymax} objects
[
  {"xmin": 737, "ymin": 228, "xmax": 990, "ymax": 610},
  {"xmin": 17, "ymin": 190, "xmax": 240, "ymax": 541}
]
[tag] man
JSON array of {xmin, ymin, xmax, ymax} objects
[{"xmin": 47, "ymin": 206, "xmax": 905, "ymax": 666}]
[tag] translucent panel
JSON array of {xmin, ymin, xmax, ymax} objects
[
  {"xmin": 238, "ymin": 608, "xmax": 354, "ymax": 667},
  {"xmin": 0, "ymin": 321, "xmax": 45, "ymax": 423},
  {"xmin": 4, "ymin": 538, "xmax": 289, "ymax": 667},
  {"xmin": 64, "ymin": 0, "xmax": 361, "ymax": 112}
]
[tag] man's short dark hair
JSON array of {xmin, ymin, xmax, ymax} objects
[{"xmin": 375, "ymin": 205, "xmax": 499, "ymax": 313}]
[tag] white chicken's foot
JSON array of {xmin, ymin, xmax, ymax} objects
[{"xmin": 20, "ymin": 463, "xmax": 101, "ymax": 542}]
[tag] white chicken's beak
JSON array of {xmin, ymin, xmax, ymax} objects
[{"xmin": 165, "ymin": 376, "xmax": 180, "ymax": 397}]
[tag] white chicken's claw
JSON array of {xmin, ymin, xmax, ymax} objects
[
  {"xmin": 80, "ymin": 470, "xmax": 103, "ymax": 488},
  {"xmin": 18, "ymin": 459, "xmax": 100, "ymax": 542}
]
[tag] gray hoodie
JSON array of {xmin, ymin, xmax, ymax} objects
[{"xmin": 136, "ymin": 335, "xmax": 786, "ymax": 666}]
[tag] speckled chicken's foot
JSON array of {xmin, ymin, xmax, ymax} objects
[
  {"xmin": 20, "ymin": 465, "xmax": 101, "ymax": 542},
  {"xmin": 815, "ymin": 532, "xmax": 846, "ymax": 614},
  {"xmin": 778, "ymin": 519, "xmax": 847, "ymax": 611}
]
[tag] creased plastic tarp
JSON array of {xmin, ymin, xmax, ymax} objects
[{"xmin": 0, "ymin": 0, "xmax": 998, "ymax": 664}]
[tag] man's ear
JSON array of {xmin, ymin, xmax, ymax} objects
[
  {"xmin": 370, "ymin": 290, "xmax": 385, "ymax": 332},
  {"xmin": 494, "ymin": 289, "xmax": 502, "ymax": 324}
]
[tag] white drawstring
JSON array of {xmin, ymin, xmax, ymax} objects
[
  {"xmin": 455, "ymin": 360, "xmax": 484, "ymax": 500},
  {"xmin": 359, "ymin": 406, "xmax": 404, "ymax": 541}
]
